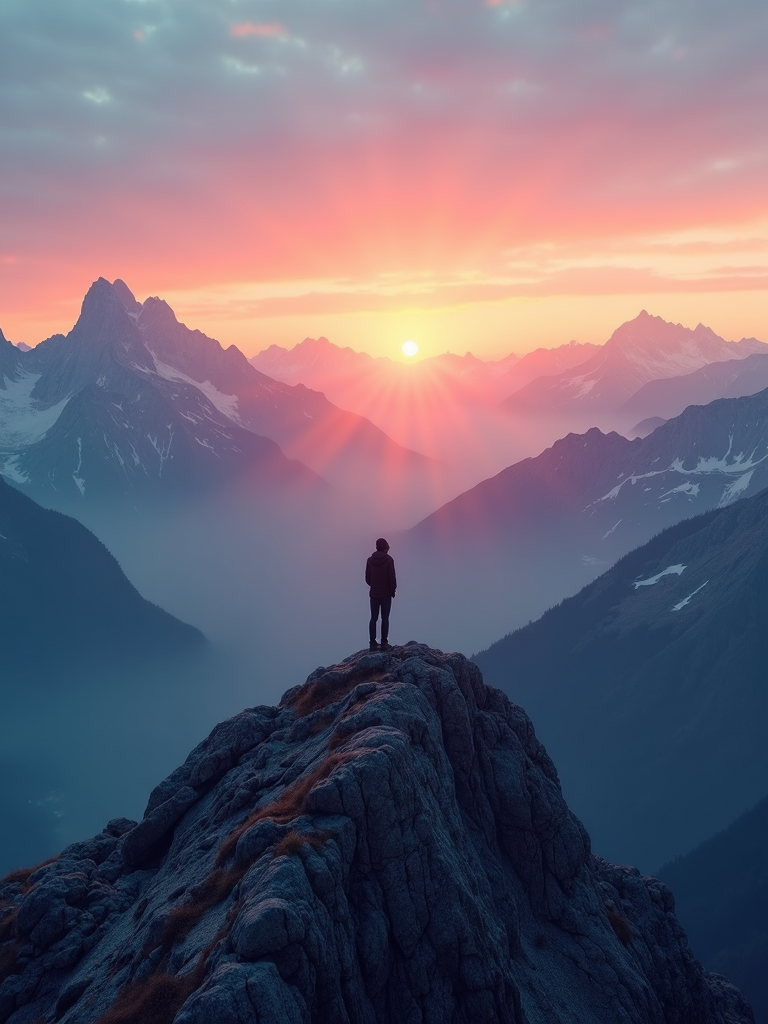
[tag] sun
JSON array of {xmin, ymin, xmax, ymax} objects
[{"xmin": 402, "ymin": 340, "xmax": 419, "ymax": 357}]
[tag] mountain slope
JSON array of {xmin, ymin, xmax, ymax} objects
[
  {"xmin": 502, "ymin": 311, "xmax": 767, "ymax": 416},
  {"xmin": 1, "ymin": 280, "xmax": 319, "ymax": 506},
  {"xmin": 0, "ymin": 279, "xmax": 429, "ymax": 508},
  {"xmin": 0, "ymin": 645, "xmax": 754, "ymax": 1024},
  {"xmin": 398, "ymin": 386, "xmax": 768, "ymax": 654},
  {"xmin": 658, "ymin": 796, "xmax": 768, "ymax": 1023},
  {"xmin": 495, "ymin": 340, "xmax": 601, "ymax": 396},
  {"xmin": 0, "ymin": 475, "xmax": 204, "ymax": 672},
  {"xmin": 474, "ymin": 485, "xmax": 768, "ymax": 872},
  {"xmin": 621, "ymin": 352, "xmax": 768, "ymax": 424}
]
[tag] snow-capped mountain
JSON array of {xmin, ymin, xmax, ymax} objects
[
  {"xmin": 0, "ymin": 279, "xmax": 428, "ymax": 507},
  {"xmin": 474, "ymin": 483, "xmax": 768, "ymax": 873},
  {"xmin": 410, "ymin": 386, "xmax": 768, "ymax": 552},
  {"xmin": 496, "ymin": 340, "xmax": 601, "ymax": 396},
  {"xmin": 394, "ymin": 386, "xmax": 768, "ymax": 657},
  {"xmin": 502, "ymin": 311, "xmax": 767, "ymax": 415},
  {"xmin": 621, "ymin": 351, "xmax": 768, "ymax": 424}
]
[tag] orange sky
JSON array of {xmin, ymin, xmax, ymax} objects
[{"xmin": 1, "ymin": 1, "xmax": 765, "ymax": 358}]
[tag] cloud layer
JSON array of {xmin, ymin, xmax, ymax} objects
[{"xmin": 1, "ymin": 0, "xmax": 765, "ymax": 350}]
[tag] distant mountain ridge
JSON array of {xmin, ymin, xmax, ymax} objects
[
  {"xmin": 621, "ymin": 352, "xmax": 768, "ymax": 424},
  {"xmin": 502, "ymin": 310, "xmax": 767, "ymax": 416},
  {"xmin": 408, "ymin": 385, "xmax": 768, "ymax": 559},
  {"xmin": 0, "ymin": 279, "xmax": 429, "ymax": 508},
  {"xmin": 251, "ymin": 335, "xmax": 523, "ymax": 411},
  {"xmin": 250, "ymin": 335, "xmax": 600, "ymax": 414},
  {"xmin": 474, "ymin": 484, "xmax": 768, "ymax": 871},
  {"xmin": 395, "ymin": 385, "xmax": 768, "ymax": 657}
]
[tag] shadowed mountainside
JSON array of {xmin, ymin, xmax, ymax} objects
[
  {"xmin": 0, "ymin": 645, "xmax": 754, "ymax": 1024},
  {"xmin": 0, "ymin": 475, "xmax": 204, "ymax": 673},
  {"xmin": 658, "ymin": 796, "xmax": 768, "ymax": 1024},
  {"xmin": 474, "ymin": 485, "xmax": 768, "ymax": 872}
]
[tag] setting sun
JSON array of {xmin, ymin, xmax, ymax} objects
[{"xmin": 402, "ymin": 340, "xmax": 419, "ymax": 357}]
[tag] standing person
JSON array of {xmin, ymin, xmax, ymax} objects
[{"xmin": 365, "ymin": 538, "xmax": 397, "ymax": 651}]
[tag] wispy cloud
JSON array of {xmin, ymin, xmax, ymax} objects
[
  {"xmin": 230, "ymin": 22, "xmax": 286, "ymax": 39},
  {"xmin": 0, "ymin": 0, "xmax": 765, "ymax": 348}
]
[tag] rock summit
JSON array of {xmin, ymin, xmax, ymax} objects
[{"xmin": 0, "ymin": 644, "xmax": 754, "ymax": 1023}]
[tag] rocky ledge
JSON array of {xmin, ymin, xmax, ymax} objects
[{"xmin": 0, "ymin": 643, "xmax": 755, "ymax": 1024}]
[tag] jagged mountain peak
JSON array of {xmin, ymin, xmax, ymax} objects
[
  {"xmin": 0, "ymin": 643, "xmax": 753, "ymax": 1024},
  {"xmin": 71, "ymin": 277, "xmax": 145, "ymax": 351},
  {"xmin": 111, "ymin": 278, "xmax": 142, "ymax": 316}
]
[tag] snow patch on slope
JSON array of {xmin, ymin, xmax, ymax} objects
[
  {"xmin": 672, "ymin": 581, "xmax": 708, "ymax": 611},
  {"xmin": 0, "ymin": 373, "xmax": 70, "ymax": 446},
  {"xmin": 633, "ymin": 564, "xmax": 686, "ymax": 589},
  {"xmin": 718, "ymin": 471, "xmax": 754, "ymax": 506},
  {"xmin": 1, "ymin": 455, "xmax": 29, "ymax": 484},
  {"xmin": 148, "ymin": 352, "xmax": 241, "ymax": 424}
]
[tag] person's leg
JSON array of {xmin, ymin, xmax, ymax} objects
[
  {"xmin": 369, "ymin": 596, "xmax": 380, "ymax": 643},
  {"xmin": 380, "ymin": 596, "xmax": 392, "ymax": 644}
]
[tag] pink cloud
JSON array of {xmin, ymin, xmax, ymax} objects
[{"xmin": 230, "ymin": 22, "xmax": 286, "ymax": 39}]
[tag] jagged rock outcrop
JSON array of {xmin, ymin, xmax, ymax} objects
[{"xmin": 0, "ymin": 645, "xmax": 754, "ymax": 1024}]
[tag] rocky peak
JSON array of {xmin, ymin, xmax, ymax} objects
[
  {"xmin": 27, "ymin": 278, "xmax": 154, "ymax": 406},
  {"xmin": 0, "ymin": 644, "xmax": 753, "ymax": 1024},
  {"xmin": 111, "ymin": 279, "xmax": 143, "ymax": 317}
]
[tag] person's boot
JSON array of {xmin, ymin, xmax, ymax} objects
[
  {"xmin": 380, "ymin": 639, "xmax": 390, "ymax": 650},
  {"xmin": 369, "ymin": 640, "xmax": 379, "ymax": 650}
]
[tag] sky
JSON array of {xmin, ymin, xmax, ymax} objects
[{"xmin": 1, "ymin": 0, "xmax": 766, "ymax": 359}]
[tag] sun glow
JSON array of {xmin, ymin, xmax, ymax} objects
[{"xmin": 402, "ymin": 340, "xmax": 419, "ymax": 357}]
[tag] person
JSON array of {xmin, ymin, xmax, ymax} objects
[{"xmin": 365, "ymin": 538, "xmax": 396, "ymax": 650}]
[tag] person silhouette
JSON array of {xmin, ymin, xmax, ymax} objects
[{"xmin": 365, "ymin": 538, "xmax": 397, "ymax": 650}]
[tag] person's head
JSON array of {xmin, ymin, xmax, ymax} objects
[{"xmin": 375, "ymin": 538, "xmax": 390, "ymax": 552}]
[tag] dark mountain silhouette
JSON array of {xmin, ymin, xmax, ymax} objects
[
  {"xmin": 0, "ymin": 475, "xmax": 204, "ymax": 673},
  {"xmin": 0, "ymin": 279, "xmax": 429, "ymax": 508},
  {"xmin": 502, "ymin": 311, "xmax": 767, "ymax": 416},
  {"xmin": 474, "ymin": 485, "xmax": 768, "ymax": 873},
  {"xmin": 1, "ymin": 476, "xmax": 210, "ymax": 876},
  {"xmin": 627, "ymin": 415, "xmax": 667, "ymax": 438},
  {"xmin": 658, "ymin": 796, "xmax": 768, "ymax": 1023},
  {"xmin": 0, "ymin": 645, "xmax": 754, "ymax": 1024},
  {"xmin": 621, "ymin": 352, "xmax": 768, "ymax": 424}
]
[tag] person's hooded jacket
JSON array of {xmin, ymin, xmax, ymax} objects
[{"xmin": 365, "ymin": 550, "xmax": 397, "ymax": 599}]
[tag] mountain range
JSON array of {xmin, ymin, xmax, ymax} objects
[
  {"xmin": 0, "ymin": 279, "xmax": 429, "ymax": 511},
  {"xmin": 474, "ymin": 483, "xmax": 768, "ymax": 872},
  {"xmin": 396, "ymin": 384, "xmax": 768, "ymax": 653},
  {"xmin": 0, "ymin": 644, "xmax": 754, "ymax": 1024},
  {"xmin": 502, "ymin": 311, "xmax": 767, "ymax": 419},
  {"xmin": 250, "ymin": 335, "xmax": 599, "ymax": 414},
  {"xmin": 621, "ymin": 352, "xmax": 768, "ymax": 424}
]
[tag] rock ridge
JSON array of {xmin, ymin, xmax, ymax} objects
[{"xmin": 0, "ymin": 644, "xmax": 754, "ymax": 1023}]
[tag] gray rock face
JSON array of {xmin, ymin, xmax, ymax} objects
[{"xmin": 0, "ymin": 645, "xmax": 754, "ymax": 1024}]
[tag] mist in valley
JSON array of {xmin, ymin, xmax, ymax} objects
[{"xmin": 2, "ymin": 426, "xmax": 604, "ymax": 877}]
